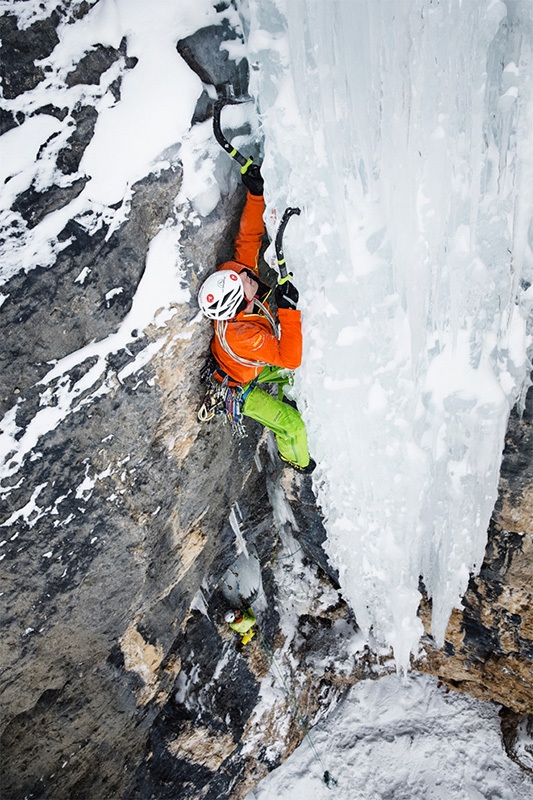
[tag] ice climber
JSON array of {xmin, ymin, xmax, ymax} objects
[
  {"xmin": 225, "ymin": 607, "xmax": 256, "ymax": 645},
  {"xmin": 197, "ymin": 164, "xmax": 315, "ymax": 474}
]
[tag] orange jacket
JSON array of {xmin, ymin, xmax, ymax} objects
[{"xmin": 211, "ymin": 192, "xmax": 302, "ymax": 385}]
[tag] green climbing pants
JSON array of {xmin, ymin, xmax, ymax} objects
[{"xmin": 242, "ymin": 366, "xmax": 310, "ymax": 468}]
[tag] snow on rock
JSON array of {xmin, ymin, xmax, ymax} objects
[{"xmin": 246, "ymin": 672, "xmax": 533, "ymax": 800}]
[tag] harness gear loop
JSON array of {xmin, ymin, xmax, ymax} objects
[{"xmin": 197, "ymin": 366, "xmax": 259, "ymax": 438}]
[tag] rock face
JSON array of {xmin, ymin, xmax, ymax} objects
[
  {"xmin": 1, "ymin": 6, "xmax": 533, "ymax": 800},
  {"xmin": 0, "ymin": 7, "xmax": 366, "ymax": 799},
  {"xmin": 0, "ymin": 11, "xmax": 60, "ymax": 100},
  {"xmin": 0, "ymin": 165, "xmax": 257, "ymax": 797},
  {"xmin": 416, "ymin": 399, "xmax": 533, "ymax": 769}
]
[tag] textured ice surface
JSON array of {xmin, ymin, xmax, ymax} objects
[{"xmin": 242, "ymin": 0, "xmax": 533, "ymax": 667}]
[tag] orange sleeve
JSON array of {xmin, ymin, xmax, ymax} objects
[
  {"xmin": 233, "ymin": 192, "xmax": 265, "ymax": 272},
  {"xmin": 226, "ymin": 308, "xmax": 302, "ymax": 370}
]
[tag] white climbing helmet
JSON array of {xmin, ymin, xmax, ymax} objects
[
  {"xmin": 198, "ymin": 270, "xmax": 244, "ymax": 320},
  {"xmin": 224, "ymin": 610, "xmax": 236, "ymax": 623}
]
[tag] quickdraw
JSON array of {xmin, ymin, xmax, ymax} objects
[{"xmin": 198, "ymin": 366, "xmax": 258, "ymax": 438}]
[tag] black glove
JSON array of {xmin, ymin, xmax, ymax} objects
[
  {"xmin": 275, "ymin": 276, "xmax": 299, "ymax": 310},
  {"xmin": 241, "ymin": 164, "xmax": 264, "ymax": 196}
]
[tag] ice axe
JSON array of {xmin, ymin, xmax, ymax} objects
[
  {"xmin": 275, "ymin": 206, "xmax": 301, "ymax": 280},
  {"xmin": 213, "ymin": 98, "xmax": 254, "ymax": 175},
  {"xmin": 213, "ymin": 99, "xmax": 301, "ymax": 280}
]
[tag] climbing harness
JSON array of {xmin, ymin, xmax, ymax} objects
[
  {"xmin": 197, "ymin": 362, "xmax": 259, "ymax": 438},
  {"xmin": 198, "ymin": 293, "xmax": 281, "ymax": 437}
]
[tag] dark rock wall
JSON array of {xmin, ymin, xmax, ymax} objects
[
  {"xmin": 0, "ymin": 11, "xmax": 61, "ymax": 100},
  {"xmin": 0, "ymin": 175, "xmax": 258, "ymax": 798}
]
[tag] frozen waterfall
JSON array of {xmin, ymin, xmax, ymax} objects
[{"xmin": 241, "ymin": 0, "xmax": 533, "ymax": 668}]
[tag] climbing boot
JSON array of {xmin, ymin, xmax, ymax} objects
[{"xmin": 279, "ymin": 455, "xmax": 317, "ymax": 475}]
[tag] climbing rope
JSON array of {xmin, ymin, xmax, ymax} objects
[
  {"xmin": 219, "ymin": 459, "xmax": 337, "ymax": 786},
  {"xmin": 253, "ymin": 464, "xmax": 337, "ymax": 787},
  {"xmin": 255, "ymin": 623, "xmax": 337, "ymax": 788}
]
